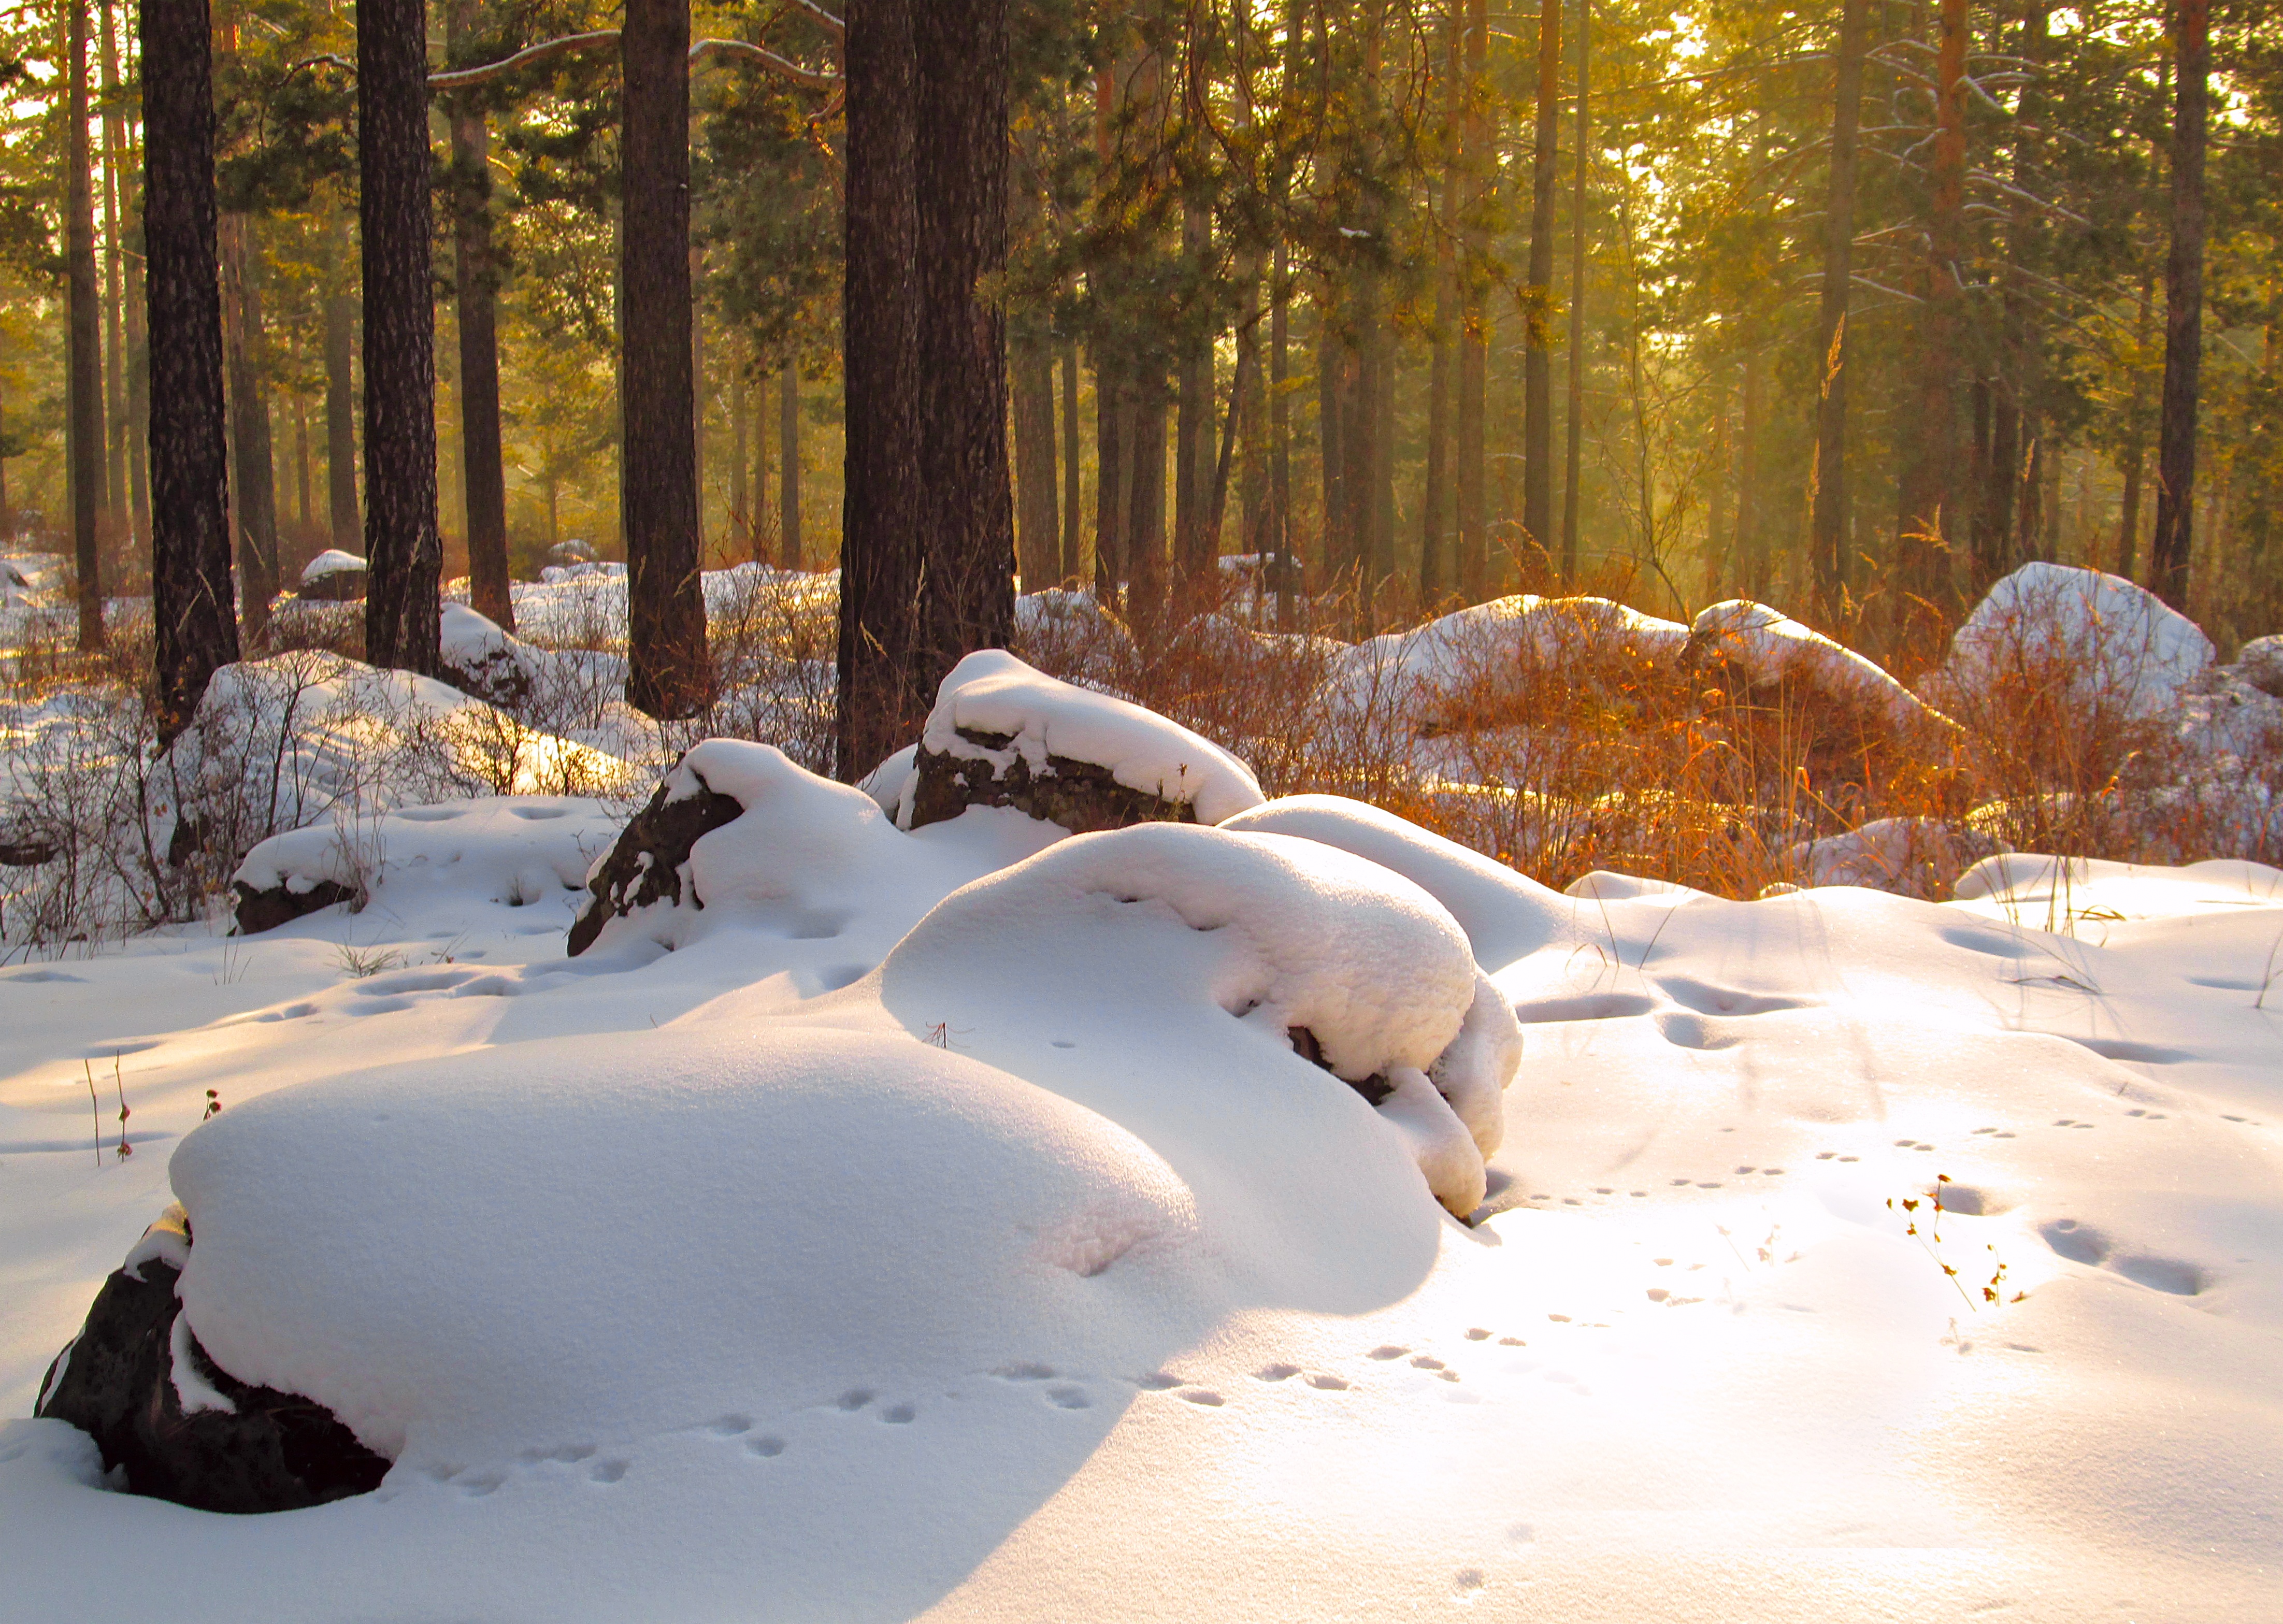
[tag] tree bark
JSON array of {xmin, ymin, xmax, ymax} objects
[
  {"xmin": 1094, "ymin": 349, "xmax": 1127, "ymax": 602},
  {"xmin": 140, "ymin": 0, "xmax": 236, "ymax": 739},
  {"xmin": 67, "ymin": 0, "xmax": 105, "ymax": 649},
  {"xmin": 358, "ymin": 0, "xmax": 442, "ymax": 676},
  {"xmin": 99, "ymin": 0, "xmax": 130, "ymax": 549},
  {"xmin": 780, "ymin": 365, "xmax": 801, "ymax": 570},
  {"xmin": 1456, "ymin": 0, "xmax": 1489, "ymax": 599},
  {"xmin": 838, "ymin": 0, "xmax": 925, "ymax": 776},
  {"xmin": 1268, "ymin": 240, "xmax": 1292, "ymax": 613},
  {"xmin": 1735, "ymin": 351, "xmax": 1761, "ymax": 597},
  {"xmin": 1808, "ymin": 0, "xmax": 1865, "ymax": 612},
  {"xmin": 448, "ymin": 0, "xmax": 513, "ymax": 633},
  {"xmin": 2149, "ymin": 0, "xmax": 2207, "ymax": 609},
  {"xmin": 1127, "ymin": 364, "xmax": 1169, "ymax": 636},
  {"xmin": 619, "ymin": 0, "xmax": 707, "ymax": 714},
  {"xmin": 323, "ymin": 206, "xmax": 358, "ymax": 553},
  {"xmin": 1560, "ymin": 0, "xmax": 1589, "ymax": 583},
  {"xmin": 221, "ymin": 212, "xmax": 278, "ymax": 642},
  {"xmin": 1059, "ymin": 338, "xmax": 1081, "ymax": 584},
  {"xmin": 729, "ymin": 340, "xmax": 749, "ymax": 559},
  {"xmin": 2117, "ymin": 267, "xmax": 2152, "ymax": 578},
  {"xmin": 1012, "ymin": 325, "xmax": 1059, "ymax": 590},
  {"xmin": 1173, "ymin": 197, "xmax": 1212, "ymax": 599},
  {"xmin": 1524, "ymin": 0, "xmax": 1560, "ymax": 572}
]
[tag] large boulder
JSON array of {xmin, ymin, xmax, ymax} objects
[
  {"xmin": 34, "ymin": 1205, "xmax": 390, "ymax": 1514},
  {"xmin": 297, "ymin": 549, "xmax": 368, "ymax": 602},
  {"xmin": 566, "ymin": 760, "xmax": 748, "ymax": 955},
  {"xmin": 898, "ymin": 649, "xmax": 1265, "ymax": 835}
]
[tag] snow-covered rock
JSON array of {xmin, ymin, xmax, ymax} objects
[
  {"xmin": 298, "ymin": 550, "xmax": 368, "ymax": 602},
  {"xmin": 1935, "ymin": 562, "xmax": 2214, "ymax": 722},
  {"xmin": 1783, "ymin": 816, "xmax": 2008, "ymax": 899},
  {"xmin": 2233, "ymin": 634, "xmax": 2283, "ymax": 699},
  {"xmin": 1688, "ymin": 600, "xmax": 1954, "ymax": 737},
  {"xmin": 902, "ymin": 649, "xmax": 1265, "ymax": 833},
  {"xmin": 436, "ymin": 603, "xmax": 538, "ymax": 707}
]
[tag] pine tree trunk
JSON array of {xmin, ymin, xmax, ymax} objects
[
  {"xmin": 125, "ymin": 189, "xmax": 151, "ymax": 552},
  {"xmin": 67, "ymin": 0, "xmax": 105, "ymax": 649},
  {"xmin": 99, "ymin": 0, "xmax": 130, "ymax": 550},
  {"xmin": 2149, "ymin": 0, "xmax": 2207, "ymax": 609},
  {"xmin": 1524, "ymin": 0, "xmax": 1560, "ymax": 571},
  {"xmin": 1127, "ymin": 365, "xmax": 1168, "ymax": 636},
  {"xmin": 358, "ymin": 0, "xmax": 441, "ymax": 676},
  {"xmin": 1012, "ymin": 327, "xmax": 1059, "ymax": 591},
  {"xmin": 1173, "ymin": 196, "xmax": 1213, "ymax": 600},
  {"xmin": 780, "ymin": 367, "xmax": 801, "ymax": 570},
  {"xmin": 1094, "ymin": 351, "xmax": 1127, "ymax": 602},
  {"xmin": 2117, "ymin": 268, "xmax": 2152, "ymax": 578},
  {"xmin": 1560, "ymin": 0, "xmax": 1589, "ymax": 581},
  {"xmin": 140, "ymin": 0, "xmax": 237, "ymax": 739},
  {"xmin": 1268, "ymin": 241, "xmax": 1292, "ymax": 615},
  {"xmin": 448, "ymin": 0, "xmax": 512, "ymax": 633},
  {"xmin": 294, "ymin": 396, "xmax": 312, "ymax": 537},
  {"xmin": 619, "ymin": 0, "xmax": 707, "ymax": 714},
  {"xmin": 323, "ymin": 206, "xmax": 358, "ymax": 552},
  {"xmin": 221, "ymin": 213, "xmax": 278, "ymax": 644},
  {"xmin": 1735, "ymin": 352, "xmax": 1761, "ymax": 598},
  {"xmin": 1456, "ymin": 0, "xmax": 1489, "ymax": 599},
  {"xmin": 1808, "ymin": 0, "xmax": 1865, "ymax": 612},
  {"xmin": 1059, "ymin": 339, "xmax": 1081, "ymax": 584},
  {"xmin": 838, "ymin": 0, "xmax": 924, "ymax": 777},
  {"xmin": 729, "ymin": 343, "xmax": 749, "ymax": 559}
]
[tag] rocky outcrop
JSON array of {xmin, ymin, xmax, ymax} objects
[
  {"xmin": 35, "ymin": 1207, "xmax": 390, "ymax": 1514},
  {"xmin": 567, "ymin": 768, "xmax": 747, "ymax": 955},
  {"xmin": 231, "ymin": 876, "xmax": 356, "ymax": 936},
  {"xmin": 906, "ymin": 727, "xmax": 1203, "ymax": 835}
]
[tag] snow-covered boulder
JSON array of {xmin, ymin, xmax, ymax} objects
[
  {"xmin": 2233, "ymin": 634, "xmax": 2283, "ymax": 699},
  {"xmin": 1933, "ymin": 562, "xmax": 2213, "ymax": 723},
  {"xmin": 1782, "ymin": 816, "xmax": 2008, "ymax": 900},
  {"xmin": 1687, "ymin": 600, "xmax": 1954, "ymax": 737},
  {"xmin": 34, "ymin": 1205, "xmax": 391, "ymax": 1513},
  {"xmin": 298, "ymin": 549, "xmax": 368, "ymax": 602},
  {"xmin": 901, "ymin": 649, "xmax": 1265, "ymax": 835},
  {"xmin": 437, "ymin": 602, "xmax": 537, "ymax": 707},
  {"xmin": 883, "ymin": 821, "xmax": 1517, "ymax": 1217}
]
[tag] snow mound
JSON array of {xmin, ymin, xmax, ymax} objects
[
  {"xmin": 1325, "ymin": 594, "xmax": 1688, "ymax": 724},
  {"xmin": 1688, "ymin": 600, "xmax": 1952, "ymax": 734},
  {"xmin": 1952, "ymin": 852, "xmax": 2283, "ymax": 925},
  {"xmin": 904, "ymin": 649, "xmax": 1264, "ymax": 829},
  {"xmin": 1937, "ymin": 562, "xmax": 2214, "ymax": 721},
  {"xmin": 1220, "ymin": 793, "xmax": 1583, "ymax": 971},
  {"xmin": 2233, "ymin": 634, "xmax": 2283, "ymax": 698},
  {"xmin": 1783, "ymin": 817, "xmax": 2009, "ymax": 899},
  {"xmin": 882, "ymin": 821, "xmax": 1509, "ymax": 1216},
  {"xmin": 436, "ymin": 603, "xmax": 540, "ymax": 705},
  {"xmin": 299, "ymin": 550, "xmax": 367, "ymax": 584},
  {"xmin": 166, "ymin": 1024, "xmax": 1217, "ymax": 1464}
]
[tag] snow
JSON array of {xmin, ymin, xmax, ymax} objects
[
  {"xmin": 1936, "ymin": 561, "xmax": 2216, "ymax": 722},
  {"xmin": 299, "ymin": 549, "xmax": 367, "ymax": 584},
  {"xmin": 3, "ymin": 654, "xmax": 2282, "ymax": 1618},
  {"xmin": 1690, "ymin": 599, "xmax": 1952, "ymax": 734},
  {"xmin": 909, "ymin": 649, "xmax": 1265, "ymax": 828}
]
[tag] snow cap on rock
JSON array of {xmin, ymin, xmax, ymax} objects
[{"xmin": 1940, "ymin": 561, "xmax": 2213, "ymax": 721}]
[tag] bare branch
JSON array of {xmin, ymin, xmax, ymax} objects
[
  {"xmin": 426, "ymin": 31, "xmax": 840, "ymax": 93},
  {"xmin": 689, "ymin": 38, "xmax": 840, "ymax": 89}
]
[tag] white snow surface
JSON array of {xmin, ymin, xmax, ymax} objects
[
  {"xmin": 1690, "ymin": 599, "xmax": 1951, "ymax": 732},
  {"xmin": 1937, "ymin": 561, "xmax": 2216, "ymax": 721},
  {"xmin": 912, "ymin": 649, "xmax": 1265, "ymax": 827},
  {"xmin": 299, "ymin": 549, "xmax": 367, "ymax": 584},
  {"xmin": 2, "ymin": 738, "xmax": 2281, "ymax": 1619}
]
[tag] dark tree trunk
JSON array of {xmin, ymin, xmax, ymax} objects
[
  {"xmin": 838, "ymin": 0, "xmax": 925, "ymax": 777},
  {"xmin": 67, "ymin": 0, "xmax": 105, "ymax": 649},
  {"xmin": 780, "ymin": 366, "xmax": 801, "ymax": 571},
  {"xmin": 1369, "ymin": 321, "xmax": 1396, "ymax": 587},
  {"xmin": 619, "ymin": 0, "xmax": 707, "ymax": 714},
  {"xmin": 1735, "ymin": 352, "xmax": 1761, "ymax": 597},
  {"xmin": 140, "ymin": 0, "xmax": 237, "ymax": 739},
  {"xmin": 358, "ymin": 0, "xmax": 441, "ymax": 676},
  {"xmin": 323, "ymin": 208, "xmax": 358, "ymax": 552},
  {"xmin": 1561, "ymin": 0, "xmax": 1589, "ymax": 583},
  {"xmin": 1059, "ymin": 339, "xmax": 1081, "ymax": 584},
  {"xmin": 1808, "ymin": 0, "xmax": 1866, "ymax": 612},
  {"xmin": 222, "ymin": 214, "xmax": 278, "ymax": 643},
  {"xmin": 2150, "ymin": 0, "xmax": 2207, "ymax": 610},
  {"xmin": 1012, "ymin": 326, "xmax": 1059, "ymax": 590},
  {"xmin": 1419, "ymin": 5, "xmax": 1455, "ymax": 602},
  {"xmin": 1127, "ymin": 365, "xmax": 1168, "ymax": 636},
  {"xmin": 1268, "ymin": 241, "xmax": 1292, "ymax": 614},
  {"xmin": 1524, "ymin": 0, "xmax": 1560, "ymax": 571},
  {"xmin": 1094, "ymin": 350, "xmax": 1127, "ymax": 602},
  {"xmin": 728, "ymin": 344, "xmax": 749, "ymax": 559},
  {"xmin": 1318, "ymin": 310, "xmax": 1349, "ymax": 583},
  {"xmin": 2117, "ymin": 268, "xmax": 2153, "ymax": 578},
  {"xmin": 448, "ymin": 0, "xmax": 512, "ymax": 632},
  {"xmin": 100, "ymin": 0, "xmax": 130, "ymax": 549},
  {"xmin": 125, "ymin": 197, "xmax": 151, "ymax": 552},
  {"xmin": 294, "ymin": 398, "xmax": 312, "ymax": 535}
]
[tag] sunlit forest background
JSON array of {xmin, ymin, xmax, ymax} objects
[{"xmin": 0, "ymin": 0, "xmax": 2275, "ymax": 667}]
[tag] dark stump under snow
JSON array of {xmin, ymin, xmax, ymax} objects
[
  {"xmin": 35, "ymin": 1229, "xmax": 389, "ymax": 1514},
  {"xmin": 231, "ymin": 877, "xmax": 357, "ymax": 937},
  {"xmin": 566, "ymin": 769, "xmax": 747, "ymax": 956},
  {"xmin": 906, "ymin": 728, "xmax": 1200, "ymax": 836}
]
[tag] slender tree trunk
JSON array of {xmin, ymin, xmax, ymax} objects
[
  {"xmin": 67, "ymin": 0, "xmax": 105, "ymax": 648},
  {"xmin": 2118, "ymin": 267, "xmax": 2153, "ymax": 577},
  {"xmin": 1128, "ymin": 365, "xmax": 1169, "ymax": 636},
  {"xmin": 2150, "ymin": 0, "xmax": 2207, "ymax": 609},
  {"xmin": 359, "ymin": 0, "xmax": 442, "ymax": 676},
  {"xmin": 1317, "ymin": 301, "xmax": 1347, "ymax": 586},
  {"xmin": 1524, "ymin": 0, "xmax": 1560, "ymax": 571},
  {"xmin": 1892, "ymin": 0, "xmax": 1968, "ymax": 642},
  {"xmin": 99, "ymin": 0, "xmax": 129, "ymax": 550},
  {"xmin": 1095, "ymin": 352, "xmax": 1127, "ymax": 601},
  {"xmin": 1012, "ymin": 326, "xmax": 1058, "ymax": 591},
  {"xmin": 619, "ymin": 0, "xmax": 707, "ymax": 713},
  {"xmin": 1420, "ymin": 3, "xmax": 1457, "ymax": 601},
  {"xmin": 1174, "ymin": 196, "xmax": 1213, "ymax": 600},
  {"xmin": 448, "ymin": 0, "xmax": 513, "ymax": 632},
  {"xmin": 1269, "ymin": 240, "xmax": 1292, "ymax": 614},
  {"xmin": 220, "ymin": 213, "xmax": 278, "ymax": 642},
  {"xmin": 1059, "ymin": 339, "xmax": 1081, "ymax": 584},
  {"xmin": 1456, "ymin": 0, "xmax": 1489, "ymax": 598},
  {"xmin": 323, "ymin": 205, "xmax": 358, "ymax": 552},
  {"xmin": 780, "ymin": 366, "xmax": 801, "ymax": 571},
  {"xmin": 294, "ymin": 396, "xmax": 312, "ymax": 537},
  {"xmin": 729, "ymin": 340, "xmax": 748, "ymax": 558},
  {"xmin": 838, "ymin": 0, "xmax": 923, "ymax": 775},
  {"xmin": 1735, "ymin": 352, "xmax": 1761, "ymax": 597},
  {"xmin": 1706, "ymin": 379, "xmax": 1729, "ymax": 594},
  {"xmin": 1808, "ymin": 0, "xmax": 1866, "ymax": 611},
  {"xmin": 125, "ymin": 181, "xmax": 151, "ymax": 552},
  {"xmin": 691, "ymin": 250, "xmax": 707, "ymax": 552},
  {"xmin": 1561, "ymin": 0, "xmax": 1589, "ymax": 583},
  {"xmin": 141, "ymin": 0, "xmax": 236, "ymax": 738}
]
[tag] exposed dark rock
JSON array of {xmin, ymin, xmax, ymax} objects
[
  {"xmin": 298, "ymin": 565, "xmax": 368, "ymax": 602},
  {"xmin": 567, "ymin": 767, "xmax": 747, "ymax": 956},
  {"xmin": 1286, "ymin": 1025, "xmax": 1393, "ymax": 1107},
  {"xmin": 907, "ymin": 727, "xmax": 1201, "ymax": 835},
  {"xmin": 36, "ymin": 1213, "xmax": 391, "ymax": 1514},
  {"xmin": 0, "ymin": 836, "xmax": 55, "ymax": 867},
  {"xmin": 231, "ymin": 878, "xmax": 356, "ymax": 936}
]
